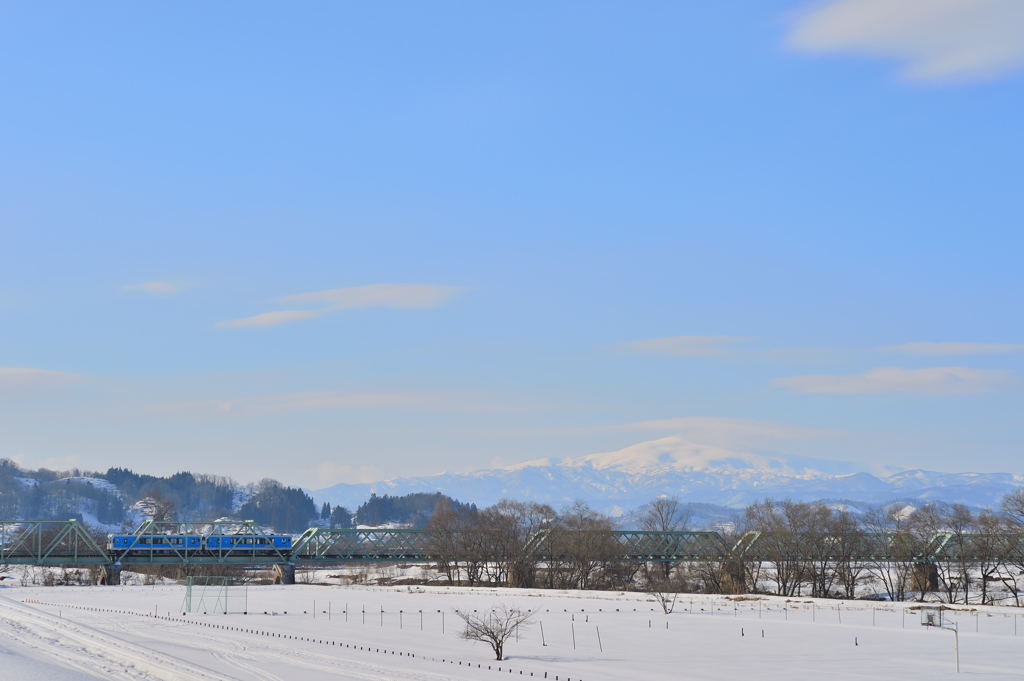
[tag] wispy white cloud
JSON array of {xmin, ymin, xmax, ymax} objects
[
  {"xmin": 153, "ymin": 390, "xmax": 492, "ymax": 416},
  {"xmin": 216, "ymin": 309, "xmax": 321, "ymax": 328},
  {"xmin": 615, "ymin": 336, "xmax": 753, "ymax": 357},
  {"xmin": 277, "ymin": 283, "xmax": 461, "ymax": 309},
  {"xmin": 229, "ymin": 392, "xmax": 440, "ymax": 413},
  {"xmin": 887, "ymin": 341, "xmax": 1024, "ymax": 356},
  {"xmin": 218, "ymin": 283, "xmax": 462, "ymax": 328},
  {"xmin": 616, "ymin": 416, "xmax": 833, "ymax": 447},
  {"xmin": 0, "ymin": 367, "xmax": 82, "ymax": 391},
  {"xmin": 123, "ymin": 281, "xmax": 187, "ymax": 295},
  {"xmin": 787, "ymin": 0, "xmax": 1024, "ymax": 82},
  {"xmin": 775, "ymin": 366, "xmax": 1018, "ymax": 394}
]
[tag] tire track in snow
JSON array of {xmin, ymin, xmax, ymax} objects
[
  {"xmin": 62, "ymin": 605, "xmax": 439, "ymax": 681},
  {"xmin": 34, "ymin": 598, "xmax": 492, "ymax": 681},
  {"xmin": 0, "ymin": 596, "xmax": 239, "ymax": 681},
  {"xmin": 94, "ymin": 611, "xmax": 285, "ymax": 681},
  {"xmin": 29, "ymin": 598, "xmax": 524, "ymax": 679}
]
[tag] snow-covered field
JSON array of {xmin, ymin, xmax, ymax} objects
[{"xmin": 2, "ymin": 580, "xmax": 1022, "ymax": 680}]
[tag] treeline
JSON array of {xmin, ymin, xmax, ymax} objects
[
  {"xmin": 422, "ymin": 492, "xmax": 1024, "ymax": 606},
  {"xmin": 426, "ymin": 498, "xmax": 628, "ymax": 590},
  {"xmin": 731, "ymin": 496, "xmax": 1024, "ymax": 605},
  {"xmin": 239, "ymin": 479, "xmax": 317, "ymax": 532},
  {"xmin": 0, "ymin": 460, "xmax": 321, "ymax": 532},
  {"xmin": 0, "ymin": 459, "xmax": 475, "ymax": 534},
  {"xmin": 112, "ymin": 475, "xmax": 318, "ymax": 533},
  {"xmin": 361, "ymin": 492, "xmax": 476, "ymax": 528},
  {"xmin": 318, "ymin": 493, "xmax": 476, "ymax": 529}
]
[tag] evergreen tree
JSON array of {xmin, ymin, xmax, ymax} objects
[
  {"xmin": 330, "ymin": 505, "xmax": 354, "ymax": 528},
  {"xmin": 238, "ymin": 479, "xmax": 317, "ymax": 532}
]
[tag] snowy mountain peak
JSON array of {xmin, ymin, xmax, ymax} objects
[
  {"xmin": 560, "ymin": 436, "xmax": 791, "ymax": 476},
  {"xmin": 313, "ymin": 435, "xmax": 1023, "ymax": 516}
]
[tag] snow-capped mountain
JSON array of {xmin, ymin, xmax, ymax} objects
[{"xmin": 311, "ymin": 436, "xmax": 1023, "ymax": 515}]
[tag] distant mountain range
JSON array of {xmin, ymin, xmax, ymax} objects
[{"xmin": 311, "ymin": 436, "xmax": 1024, "ymax": 518}]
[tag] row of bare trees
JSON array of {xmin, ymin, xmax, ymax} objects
[
  {"xmin": 425, "ymin": 491, "xmax": 1024, "ymax": 605},
  {"xmin": 735, "ymin": 495, "xmax": 1024, "ymax": 604},
  {"xmin": 428, "ymin": 498, "xmax": 642, "ymax": 590}
]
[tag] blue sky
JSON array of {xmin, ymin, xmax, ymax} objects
[{"xmin": 2, "ymin": 1, "xmax": 1022, "ymax": 487}]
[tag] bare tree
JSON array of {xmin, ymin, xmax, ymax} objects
[
  {"xmin": 793, "ymin": 502, "xmax": 839, "ymax": 598},
  {"xmin": 937, "ymin": 504, "xmax": 975, "ymax": 604},
  {"xmin": 1002, "ymin": 490, "xmax": 1024, "ymax": 526},
  {"xmin": 643, "ymin": 563, "xmax": 686, "ymax": 613},
  {"xmin": 828, "ymin": 510, "xmax": 867, "ymax": 599},
  {"xmin": 640, "ymin": 496, "xmax": 690, "ymax": 532},
  {"xmin": 428, "ymin": 498, "xmax": 461, "ymax": 585},
  {"xmin": 546, "ymin": 501, "xmax": 618, "ymax": 590},
  {"xmin": 428, "ymin": 498, "xmax": 484, "ymax": 586},
  {"xmin": 745, "ymin": 500, "xmax": 810, "ymax": 596},
  {"xmin": 137, "ymin": 490, "xmax": 176, "ymax": 522},
  {"xmin": 456, "ymin": 605, "xmax": 533, "ymax": 660},
  {"xmin": 972, "ymin": 510, "xmax": 1007, "ymax": 606},
  {"xmin": 992, "ymin": 517, "xmax": 1024, "ymax": 607},
  {"xmin": 863, "ymin": 504, "xmax": 934, "ymax": 602},
  {"xmin": 640, "ymin": 496, "xmax": 690, "ymax": 579},
  {"xmin": 479, "ymin": 500, "xmax": 554, "ymax": 588}
]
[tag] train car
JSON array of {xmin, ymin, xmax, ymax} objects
[
  {"xmin": 205, "ymin": 534, "xmax": 291, "ymax": 550},
  {"xmin": 108, "ymin": 534, "xmax": 202, "ymax": 550}
]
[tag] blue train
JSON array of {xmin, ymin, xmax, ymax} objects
[{"xmin": 108, "ymin": 534, "xmax": 292, "ymax": 551}]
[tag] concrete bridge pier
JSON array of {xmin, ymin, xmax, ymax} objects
[
  {"xmin": 724, "ymin": 559, "xmax": 747, "ymax": 594},
  {"xmin": 100, "ymin": 563, "xmax": 122, "ymax": 586},
  {"xmin": 912, "ymin": 562, "xmax": 939, "ymax": 592},
  {"xmin": 273, "ymin": 563, "xmax": 296, "ymax": 585}
]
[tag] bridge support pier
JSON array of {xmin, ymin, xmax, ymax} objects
[
  {"xmin": 912, "ymin": 562, "xmax": 939, "ymax": 592},
  {"xmin": 723, "ymin": 559, "xmax": 747, "ymax": 594},
  {"xmin": 273, "ymin": 563, "xmax": 295, "ymax": 585},
  {"xmin": 101, "ymin": 563, "xmax": 122, "ymax": 586}
]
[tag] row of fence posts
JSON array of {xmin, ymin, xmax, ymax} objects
[
  {"xmin": 276, "ymin": 596, "xmax": 1024, "ymax": 641},
  {"xmin": 303, "ymin": 600, "xmax": 613, "ymax": 652},
  {"xmin": 686, "ymin": 597, "xmax": 1020, "ymax": 635},
  {"xmin": 25, "ymin": 599, "xmax": 585, "ymax": 681}
]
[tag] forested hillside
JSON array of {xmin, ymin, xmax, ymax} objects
[
  {"xmin": 0, "ymin": 459, "xmax": 317, "ymax": 531},
  {"xmin": 0, "ymin": 459, "xmax": 474, "ymax": 532}
]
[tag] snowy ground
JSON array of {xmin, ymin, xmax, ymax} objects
[{"xmin": 2, "ymin": 581, "xmax": 1023, "ymax": 680}]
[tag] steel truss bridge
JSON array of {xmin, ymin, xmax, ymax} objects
[{"xmin": 2, "ymin": 519, "xmax": 1021, "ymax": 582}]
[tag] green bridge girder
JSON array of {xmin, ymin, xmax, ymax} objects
[{"xmin": 1, "ymin": 520, "xmax": 1022, "ymax": 567}]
